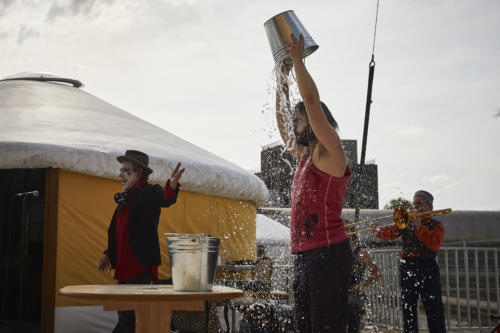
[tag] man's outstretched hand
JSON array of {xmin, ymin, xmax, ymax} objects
[{"xmin": 169, "ymin": 162, "xmax": 185, "ymax": 190}]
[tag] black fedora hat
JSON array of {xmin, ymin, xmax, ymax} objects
[{"xmin": 117, "ymin": 150, "xmax": 153, "ymax": 174}]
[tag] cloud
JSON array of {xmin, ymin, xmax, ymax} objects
[
  {"xmin": 421, "ymin": 174, "xmax": 466, "ymax": 197},
  {"xmin": 161, "ymin": 0, "xmax": 202, "ymax": 5},
  {"xmin": 423, "ymin": 174, "xmax": 450, "ymax": 184},
  {"xmin": 0, "ymin": 0, "xmax": 14, "ymax": 18},
  {"xmin": 393, "ymin": 125, "xmax": 425, "ymax": 137},
  {"xmin": 1, "ymin": 0, "xmax": 498, "ymax": 209},
  {"xmin": 434, "ymin": 181, "xmax": 466, "ymax": 196},
  {"xmin": 17, "ymin": 25, "xmax": 39, "ymax": 44},
  {"xmin": 46, "ymin": 0, "xmax": 115, "ymax": 23},
  {"xmin": 70, "ymin": 0, "xmax": 105, "ymax": 16},
  {"xmin": 46, "ymin": 3, "xmax": 65, "ymax": 23}
]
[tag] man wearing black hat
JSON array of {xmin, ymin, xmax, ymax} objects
[
  {"xmin": 98, "ymin": 150, "xmax": 184, "ymax": 333},
  {"xmin": 374, "ymin": 190, "xmax": 446, "ymax": 333}
]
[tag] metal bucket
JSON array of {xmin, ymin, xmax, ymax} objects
[
  {"xmin": 264, "ymin": 10, "xmax": 319, "ymax": 64},
  {"xmin": 165, "ymin": 233, "xmax": 221, "ymax": 291}
]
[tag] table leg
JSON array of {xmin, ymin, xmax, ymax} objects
[
  {"xmin": 134, "ymin": 302, "xmax": 172, "ymax": 333},
  {"xmin": 231, "ymin": 307, "xmax": 236, "ymax": 332},
  {"xmin": 223, "ymin": 304, "xmax": 230, "ymax": 332},
  {"xmin": 103, "ymin": 300, "xmax": 205, "ymax": 333}
]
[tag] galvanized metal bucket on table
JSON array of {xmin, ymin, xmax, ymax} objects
[
  {"xmin": 165, "ymin": 233, "xmax": 221, "ymax": 292},
  {"xmin": 264, "ymin": 10, "xmax": 319, "ymax": 64}
]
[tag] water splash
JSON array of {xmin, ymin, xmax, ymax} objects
[{"xmin": 260, "ymin": 65, "xmax": 301, "ymax": 149}]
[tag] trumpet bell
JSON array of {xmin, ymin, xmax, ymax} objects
[{"xmin": 393, "ymin": 206, "xmax": 409, "ymax": 229}]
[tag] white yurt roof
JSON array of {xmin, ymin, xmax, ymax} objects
[
  {"xmin": 0, "ymin": 73, "xmax": 268, "ymax": 205},
  {"xmin": 256, "ymin": 213, "xmax": 290, "ymax": 245}
]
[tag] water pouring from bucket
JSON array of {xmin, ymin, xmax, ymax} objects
[{"xmin": 264, "ymin": 10, "xmax": 319, "ymax": 65}]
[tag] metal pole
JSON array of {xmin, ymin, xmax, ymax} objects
[
  {"xmin": 445, "ymin": 248, "xmax": 451, "ymax": 328},
  {"xmin": 360, "ymin": 57, "xmax": 376, "ymax": 167},
  {"xmin": 18, "ymin": 196, "xmax": 27, "ymax": 321},
  {"xmin": 475, "ymin": 249, "xmax": 480, "ymax": 327},
  {"xmin": 465, "ymin": 248, "xmax": 471, "ymax": 326},
  {"xmin": 456, "ymin": 249, "xmax": 461, "ymax": 327},
  {"xmin": 354, "ymin": 57, "xmax": 376, "ymax": 222},
  {"xmin": 495, "ymin": 249, "xmax": 499, "ymax": 315},
  {"xmin": 485, "ymin": 250, "xmax": 491, "ymax": 328}
]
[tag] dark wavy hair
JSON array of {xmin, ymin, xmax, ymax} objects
[{"xmin": 294, "ymin": 101, "xmax": 338, "ymax": 143}]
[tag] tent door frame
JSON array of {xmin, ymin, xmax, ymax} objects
[{"xmin": 41, "ymin": 168, "xmax": 59, "ymax": 333}]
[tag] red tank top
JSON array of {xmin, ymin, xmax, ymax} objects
[{"xmin": 290, "ymin": 154, "xmax": 351, "ymax": 253}]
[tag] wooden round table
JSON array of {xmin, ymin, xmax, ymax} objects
[{"xmin": 59, "ymin": 284, "xmax": 243, "ymax": 333}]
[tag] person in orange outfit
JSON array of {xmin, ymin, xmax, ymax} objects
[{"xmin": 375, "ymin": 190, "xmax": 446, "ymax": 333}]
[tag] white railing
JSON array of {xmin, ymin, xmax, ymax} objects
[
  {"xmin": 268, "ymin": 246, "xmax": 500, "ymax": 332},
  {"xmin": 365, "ymin": 246, "xmax": 500, "ymax": 331}
]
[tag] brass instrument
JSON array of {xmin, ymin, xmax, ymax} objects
[{"xmin": 346, "ymin": 206, "xmax": 452, "ymax": 235}]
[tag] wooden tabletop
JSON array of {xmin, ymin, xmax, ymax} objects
[
  {"xmin": 218, "ymin": 264, "xmax": 255, "ymax": 272},
  {"xmin": 59, "ymin": 284, "xmax": 243, "ymax": 302}
]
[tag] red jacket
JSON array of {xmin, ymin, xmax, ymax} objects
[
  {"xmin": 106, "ymin": 179, "xmax": 179, "ymax": 281},
  {"xmin": 376, "ymin": 218, "xmax": 444, "ymax": 259}
]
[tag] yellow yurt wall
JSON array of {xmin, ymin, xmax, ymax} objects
[{"xmin": 55, "ymin": 169, "xmax": 256, "ymax": 307}]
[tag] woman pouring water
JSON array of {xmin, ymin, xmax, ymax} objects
[{"xmin": 275, "ymin": 33, "xmax": 353, "ymax": 332}]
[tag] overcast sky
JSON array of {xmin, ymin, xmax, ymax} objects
[{"xmin": 1, "ymin": 0, "xmax": 499, "ymax": 210}]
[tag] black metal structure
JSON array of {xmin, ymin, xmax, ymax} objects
[{"xmin": 354, "ymin": 0, "xmax": 380, "ymax": 222}]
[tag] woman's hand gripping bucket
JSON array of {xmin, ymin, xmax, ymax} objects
[{"xmin": 264, "ymin": 10, "xmax": 319, "ymax": 65}]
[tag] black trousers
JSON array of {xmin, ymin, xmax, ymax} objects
[
  {"xmin": 347, "ymin": 294, "xmax": 365, "ymax": 333},
  {"xmin": 400, "ymin": 258, "xmax": 446, "ymax": 333},
  {"xmin": 112, "ymin": 270, "xmax": 153, "ymax": 333},
  {"xmin": 293, "ymin": 239, "xmax": 353, "ymax": 333}
]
